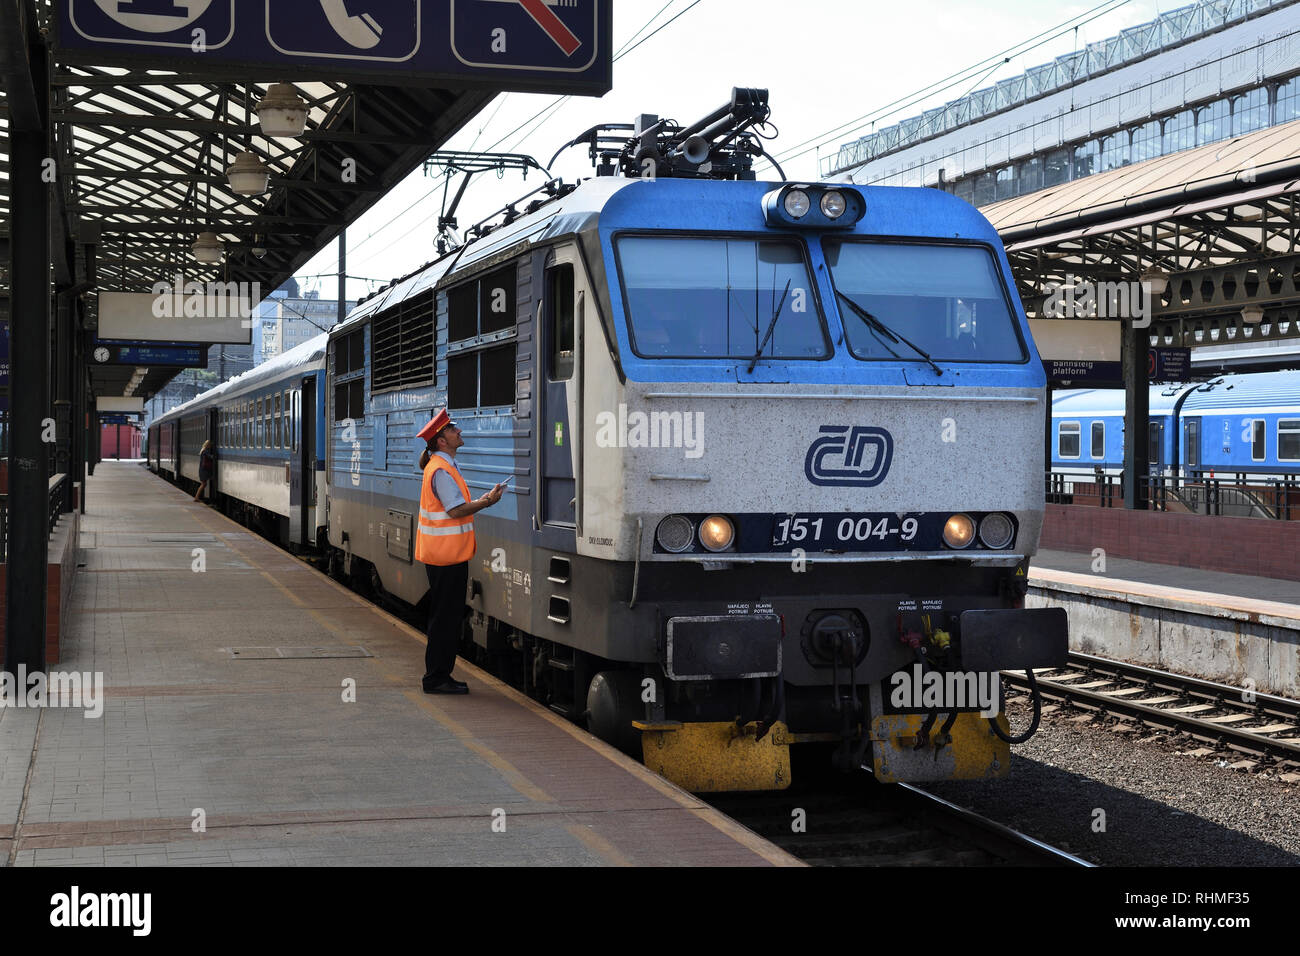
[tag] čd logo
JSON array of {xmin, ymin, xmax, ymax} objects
[{"xmin": 804, "ymin": 425, "xmax": 894, "ymax": 487}]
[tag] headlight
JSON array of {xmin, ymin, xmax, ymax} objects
[
  {"xmin": 978, "ymin": 513, "xmax": 1014, "ymax": 549},
  {"xmin": 783, "ymin": 189, "xmax": 810, "ymax": 218},
  {"xmin": 698, "ymin": 515, "xmax": 735, "ymax": 552},
  {"xmin": 656, "ymin": 515, "xmax": 695, "ymax": 553},
  {"xmin": 820, "ymin": 190, "xmax": 846, "ymax": 219},
  {"xmin": 942, "ymin": 514, "xmax": 975, "ymax": 549}
]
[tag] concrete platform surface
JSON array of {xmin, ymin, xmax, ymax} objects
[
  {"xmin": 0, "ymin": 462, "xmax": 798, "ymax": 867},
  {"xmin": 1032, "ymin": 548, "xmax": 1300, "ymax": 621}
]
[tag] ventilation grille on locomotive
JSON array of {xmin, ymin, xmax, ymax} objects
[{"xmin": 371, "ymin": 289, "xmax": 435, "ymax": 391}]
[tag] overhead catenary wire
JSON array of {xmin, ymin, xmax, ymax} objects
[{"xmin": 343, "ymin": 1, "xmax": 705, "ymax": 267}]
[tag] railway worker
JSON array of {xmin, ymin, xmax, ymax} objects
[
  {"xmin": 415, "ymin": 409, "xmax": 504, "ymax": 694},
  {"xmin": 193, "ymin": 439, "xmax": 216, "ymax": 502}
]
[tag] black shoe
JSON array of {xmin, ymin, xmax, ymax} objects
[{"xmin": 423, "ymin": 678, "xmax": 468, "ymax": 695}]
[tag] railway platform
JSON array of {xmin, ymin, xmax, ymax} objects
[
  {"xmin": 1028, "ymin": 550, "xmax": 1300, "ymax": 699},
  {"xmin": 0, "ymin": 461, "xmax": 798, "ymax": 867}
]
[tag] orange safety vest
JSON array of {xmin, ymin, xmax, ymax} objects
[{"xmin": 415, "ymin": 454, "xmax": 476, "ymax": 566}]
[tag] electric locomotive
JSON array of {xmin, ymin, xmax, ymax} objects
[{"xmin": 324, "ymin": 90, "xmax": 1067, "ymax": 791}]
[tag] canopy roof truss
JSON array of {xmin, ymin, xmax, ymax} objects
[{"xmin": 1008, "ymin": 186, "xmax": 1300, "ymax": 350}]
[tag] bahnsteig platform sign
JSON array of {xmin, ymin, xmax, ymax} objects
[{"xmin": 56, "ymin": 1, "xmax": 611, "ymax": 95}]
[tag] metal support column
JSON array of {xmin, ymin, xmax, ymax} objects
[
  {"xmin": 53, "ymin": 294, "xmax": 73, "ymax": 509},
  {"xmin": 1044, "ymin": 384, "xmax": 1053, "ymax": 487},
  {"xmin": 337, "ymin": 227, "xmax": 347, "ymax": 327},
  {"xmin": 1122, "ymin": 321, "xmax": 1149, "ymax": 510},
  {"xmin": 4, "ymin": 21, "xmax": 50, "ymax": 671}
]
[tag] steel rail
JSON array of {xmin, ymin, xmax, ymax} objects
[
  {"xmin": 895, "ymin": 783, "xmax": 1094, "ymax": 867},
  {"xmin": 1003, "ymin": 658, "xmax": 1300, "ymax": 766},
  {"xmin": 1065, "ymin": 651, "xmax": 1300, "ymax": 723}
]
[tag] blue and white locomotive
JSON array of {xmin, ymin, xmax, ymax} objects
[{"xmin": 151, "ymin": 91, "xmax": 1066, "ymax": 791}]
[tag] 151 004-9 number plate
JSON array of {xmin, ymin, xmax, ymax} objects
[{"xmin": 771, "ymin": 513, "xmax": 939, "ymax": 552}]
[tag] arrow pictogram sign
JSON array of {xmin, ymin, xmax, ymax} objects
[{"xmin": 516, "ymin": 0, "xmax": 581, "ymax": 56}]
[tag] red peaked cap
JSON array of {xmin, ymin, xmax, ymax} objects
[{"xmin": 417, "ymin": 408, "xmax": 452, "ymax": 442}]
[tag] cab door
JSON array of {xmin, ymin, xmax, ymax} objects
[
  {"xmin": 289, "ymin": 377, "xmax": 315, "ymax": 547},
  {"xmin": 208, "ymin": 408, "xmax": 220, "ymax": 497},
  {"xmin": 538, "ymin": 248, "xmax": 585, "ymax": 533}
]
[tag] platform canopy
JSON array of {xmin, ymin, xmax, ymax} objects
[
  {"xmin": 987, "ymin": 118, "xmax": 1300, "ymax": 356},
  {"xmin": 2, "ymin": 0, "xmax": 612, "ymax": 403}
]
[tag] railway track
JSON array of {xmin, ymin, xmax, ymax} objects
[
  {"xmin": 706, "ymin": 775, "xmax": 1092, "ymax": 867},
  {"xmin": 1003, "ymin": 652, "xmax": 1300, "ymax": 768}
]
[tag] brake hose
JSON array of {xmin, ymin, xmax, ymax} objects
[{"xmin": 989, "ymin": 668, "xmax": 1042, "ymax": 744}]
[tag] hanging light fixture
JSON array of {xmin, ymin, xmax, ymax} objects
[
  {"xmin": 256, "ymin": 83, "xmax": 309, "ymax": 137},
  {"xmin": 192, "ymin": 231, "xmax": 224, "ymax": 264},
  {"xmin": 1241, "ymin": 304, "xmax": 1265, "ymax": 325},
  {"xmin": 1139, "ymin": 267, "xmax": 1169, "ymax": 296},
  {"xmin": 226, "ymin": 149, "xmax": 270, "ymax": 196}
]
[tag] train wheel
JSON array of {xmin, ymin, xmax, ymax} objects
[{"xmin": 585, "ymin": 670, "xmax": 644, "ymax": 756}]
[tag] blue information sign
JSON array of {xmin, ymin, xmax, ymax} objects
[
  {"xmin": 92, "ymin": 340, "xmax": 207, "ymax": 367},
  {"xmin": 58, "ymin": 1, "xmax": 611, "ymax": 94},
  {"xmin": 0, "ymin": 318, "xmax": 8, "ymax": 413}
]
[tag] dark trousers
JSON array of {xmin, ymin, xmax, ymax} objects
[{"xmin": 424, "ymin": 561, "xmax": 469, "ymax": 683}]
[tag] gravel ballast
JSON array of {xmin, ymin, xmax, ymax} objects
[{"xmin": 921, "ymin": 699, "xmax": 1300, "ymax": 866}]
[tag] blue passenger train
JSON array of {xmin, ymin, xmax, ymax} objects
[
  {"xmin": 1051, "ymin": 370, "xmax": 1300, "ymax": 477},
  {"xmin": 151, "ymin": 91, "xmax": 1067, "ymax": 791}
]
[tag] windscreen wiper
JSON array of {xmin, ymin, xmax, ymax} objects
[
  {"xmin": 747, "ymin": 278, "xmax": 792, "ymax": 373},
  {"xmin": 835, "ymin": 290, "xmax": 943, "ymax": 376}
]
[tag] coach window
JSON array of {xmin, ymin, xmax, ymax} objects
[
  {"xmin": 1059, "ymin": 421, "xmax": 1081, "ymax": 459},
  {"xmin": 1279, "ymin": 420, "xmax": 1300, "ymax": 461},
  {"xmin": 255, "ymin": 397, "xmax": 263, "ymax": 448},
  {"xmin": 1090, "ymin": 421, "xmax": 1105, "ymax": 459},
  {"xmin": 274, "ymin": 393, "xmax": 282, "ymax": 448},
  {"xmin": 446, "ymin": 264, "xmax": 518, "ymax": 410},
  {"xmin": 333, "ymin": 328, "xmax": 366, "ymax": 422},
  {"xmin": 283, "ymin": 390, "xmax": 292, "ymax": 449},
  {"xmin": 1251, "ymin": 419, "xmax": 1266, "ymax": 461},
  {"xmin": 547, "ymin": 263, "xmax": 575, "ymax": 381},
  {"xmin": 265, "ymin": 395, "xmax": 272, "ymax": 449}
]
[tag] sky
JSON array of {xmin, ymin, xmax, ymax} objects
[{"xmin": 291, "ymin": 0, "xmax": 1177, "ymax": 301}]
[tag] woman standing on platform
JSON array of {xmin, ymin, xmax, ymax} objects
[{"xmin": 194, "ymin": 439, "xmax": 215, "ymax": 502}]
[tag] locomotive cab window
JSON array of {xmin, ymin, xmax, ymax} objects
[
  {"xmin": 1250, "ymin": 419, "xmax": 1266, "ymax": 461},
  {"xmin": 446, "ymin": 264, "xmax": 518, "ymax": 411},
  {"xmin": 333, "ymin": 328, "xmax": 366, "ymax": 422},
  {"xmin": 1091, "ymin": 421, "xmax": 1105, "ymax": 459},
  {"xmin": 617, "ymin": 236, "xmax": 828, "ymax": 359},
  {"xmin": 1059, "ymin": 421, "xmax": 1081, "ymax": 458},
  {"xmin": 825, "ymin": 241, "xmax": 1027, "ymax": 363},
  {"xmin": 547, "ymin": 263, "xmax": 575, "ymax": 381}
]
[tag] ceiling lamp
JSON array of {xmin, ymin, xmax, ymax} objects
[
  {"xmin": 1140, "ymin": 267, "xmax": 1170, "ymax": 296},
  {"xmin": 226, "ymin": 150, "xmax": 270, "ymax": 196},
  {"xmin": 1241, "ymin": 304, "xmax": 1265, "ymax": 325},
  {"xmin": 192, "ymin": 231, "xmax": 224, "ymax": 264},
  {"xmin": 256, "ymin": 83, "xmax": 309, "ymax": 137}
]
